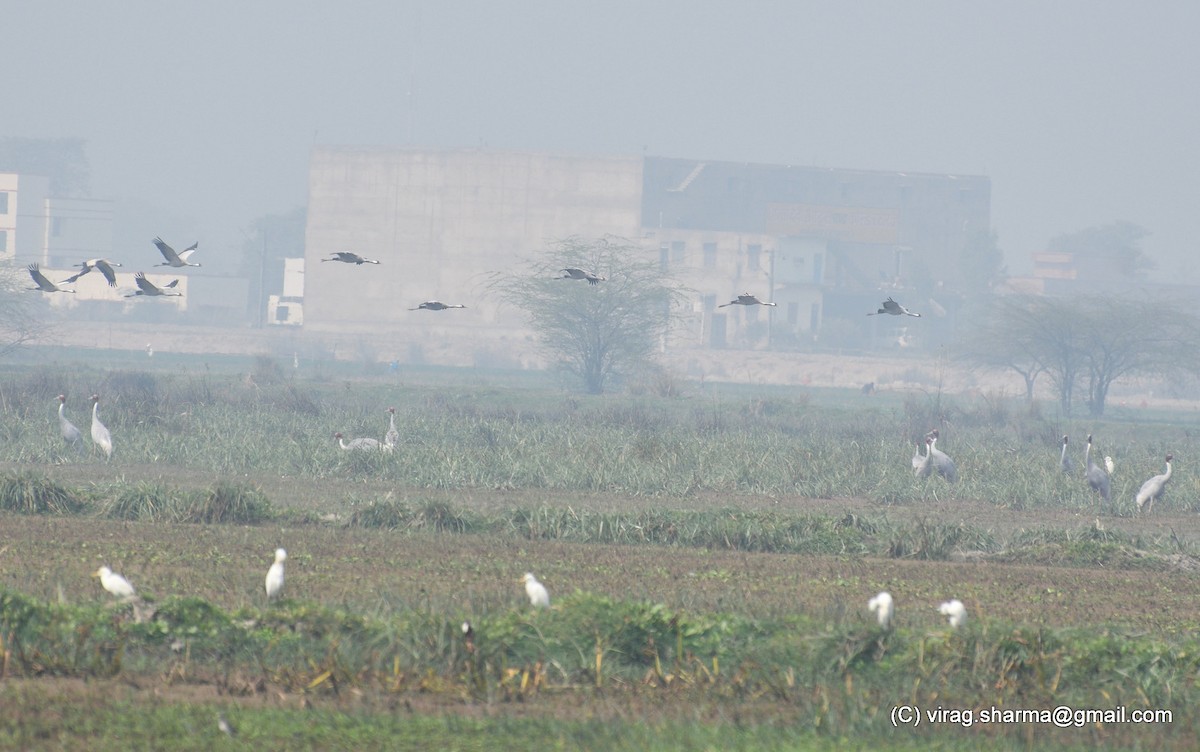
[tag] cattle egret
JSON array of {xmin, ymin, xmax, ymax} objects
[
  {"xmin": 520, "ymin": 572, "xmax": 550, "ymax": 607},
  {"xmin": 265, "ymin": 548, "xmax": 286, "ymax": 600},
  {"xmin": 868, "ymin": 591, "xmax": 894, "ymax": 629},
  {"xmin": 938, "ymin": 599, "xmax": 967, "ymax": 628},
  {"xmin": 94, "ymin": 566, "xmax": 135, "ymax": 599}
]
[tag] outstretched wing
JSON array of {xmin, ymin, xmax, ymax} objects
[
  {"xmin": 153, "ymin": 237, "xmax": 181, "ymax": 264},
  {"xmin": 28, "ymin": 264, "xmax": 56, "ymax": 291},
  {"xmin": 62, "ymin": 268, "xmax": 90, "ymax": 284},
  {"xmin": 95, "ymin": 259, "xmax": 118, "ymax": 286},
  {"xmin": 134, "ymin": 272, "xmax": 159, "ymax": 294}
]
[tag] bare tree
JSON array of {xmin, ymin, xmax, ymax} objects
[
  {"xmin": 488, "ymin": 236, "xmax": 687, "ymax": 394},
  {"xmin": 960, "ymin": 294, "xmax": 1200, "ymax": 417},
  {"xmin": 0, "ymin": 264, "xmax": 44, "ymax": 358}
]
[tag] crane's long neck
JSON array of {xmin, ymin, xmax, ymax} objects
[
  {"xmin": 1163, "ymin": 460, "xmax": 1173, "ymax": 481},
  {"xmin": 1061, "ymin": 441, "xmax": 1068, "ymax": 463},
  {"xmin": 92, "ymin": 401, "xmax": 99, "ymax": 421},
  {"xmin": 59, "ymin": 402, "xmax": 68, "ymax": 422},
  {"xmin": 1085, "ymin": 440, "xmax": 1093, "ymax": 468}
]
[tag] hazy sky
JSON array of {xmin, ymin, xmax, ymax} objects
[{"xmin": 7, "ymin": 1, "xmax": 1198, "ymax": 280}]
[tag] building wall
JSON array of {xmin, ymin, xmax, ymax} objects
[
  {"xmin": 0, "ymin": 173, "xmax": 50, "ymax": 260},
  {"xmin": 303, "ymin": 147, "xmax": 644, "ymax": 364}
]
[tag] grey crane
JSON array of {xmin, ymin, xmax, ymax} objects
[
  {"xmin": 335, "ymin": 431, "xmax": 382, "ymax": 451},
  {"xmin": 153, "ymin": 237, "xmax": 201, "ymax": 267},
  {"xmin": 913, "ymin": 437, "xmax": 933, "ymax": 478},
  {"xmin": 927, "ymin": 429, "xmax": 958, "ymax": 482},
  {"xmin": 410, "ymin": 300, "xmax": 466, "ymax": 311},
  {"xmin": 718, "ymin": 293, "xmax": 777, "ymax": 308},
  {"xmin": 57, "ymin": 395, "xmax": 84, "ymax": 455},
  {"xmin": 91, "ymin": 394, "xmax": 113, "ymax": 460},
  {"xmin": 559, "ymin": 267, "xmax": 605, "ymax": 285},
  {"xmin": 1135, "ymin": 454, "xmax": 1173, "ymax": 514},
  {"xmin": 62, "ymin": 258, "xmax": 122, "ymax": 287},
  {"xmin": 27, "ymin": 264, "xmax": 75, "ymax": 293},
  {"xmin": 868, "ymin": 297, "xmax": 921, "ymax": 317},
  {"xmin": 384, "ymin": 407, "xmax": 399, "ymax": 450},
  {"xmin": 125, "ymin": 272, "xmax": 183, "ymax": 297},
  {"xmin": 1060, "ymin": 435, "xmax": 1075, "ymax": 474},
  {"xmin": 1084, "ymin": 434, "xmax": 1111, "ymax": 503},
  {"xmin": 322, "ymin": 251, "xmax": 380, "ymax": 265}
]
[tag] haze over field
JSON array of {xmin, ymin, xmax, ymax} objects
[{"xmin": 6, "ymin": 1, "xmax": 1198, "ymax": 279}]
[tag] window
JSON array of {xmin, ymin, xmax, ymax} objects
[
  {"xmin": 0, "ymin": 192, "xmax": 8, "ymax": 214},
  {"xmin": 659, "ymin": 244, "xmax": 669, "ymax": 271},
  {"xmin": 812, "ymin": 253, "xmax": 824, "ymax": 284},
  {"xmin": 702, "ymin": 293, "xmax": 717, "ymax": 312},
  {"xmin": 670, "ymin": 240, "xmax": 685, "ymax": 264},
  {"xmin": 0, "ymin": 230, "xmax": 7, "ymax": 252},
  {"xmin": 52, "ymin": 217, "xmax": 64, "ymax": 237},
  {"xmin": 702, "ymin": 242, "xmax": 717, "ymax": 269},
  {"xmin": 787, "ymin": 302, "xmax": 799, "ymax": 326},
  {"xmin": 747, "ymin": 244, "xmax": 761, "ymax": 271}
]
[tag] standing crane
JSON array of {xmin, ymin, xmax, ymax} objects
[
  {"xmin": 90, "ymin": 394, "xmax": 113, "ymax": 460},
  {"xmin": 1135, "ymin": 454, "xmax": 1173, "ymax": 514},
  {"xmin": 1060, "ymin": 435, "xmax": 1075, "ymax": 474},
  {"xmin": 868, "ymin": 297, "xmax": 921, "ymax": 317},
  {"xmin": 1084, "ymin": 434, "xmax": 1110, "ymax": 503},
  {"xmin": 153, "ymin": 237, "xmax": 202, "ymax": 267},
  {"xmin": 558, "ymin": 267, "xmax": 605, "ymax": 285},
  {"xmin": 384, "ymin": 407, "xmax": 399, "ymax": 450},
  {"xmin": 62, "ymin": 258, "xmax": 123, "ymax": 287},
  {"xmin": 335, "ymin": 432, "xmax": 382, "ymax": 451},
  {"xmin": 26, "ymin": 264, "xmax": 75, "ymax": 293},
  {"xmin": 927, "ymin": 430, "xmax": 958, "ymax": 482},
  {"xmin": 718, "ymin": 293, "xmax": 776, "ymax": 308},
  {"xmin": 57, "ymin": 395, "xmax": 84, "ymax": 455},
  {"xmin": 913, "ymin": 437, "xmax": 933, "ymax": 478}
]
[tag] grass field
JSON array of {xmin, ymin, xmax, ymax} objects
[{"xmin": 1, "ymin": 357, "xmax": 1198, "ymax": 750}]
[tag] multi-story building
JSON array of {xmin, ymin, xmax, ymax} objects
[{"xmin": 302, "ymin": 148, "xmax": 990, "ymax": 363}]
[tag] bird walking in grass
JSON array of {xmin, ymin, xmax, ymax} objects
[
  {"xmin": 90, "ymin": 394, "xmax": 113, "ymax": 460},
  {"xmin": 153, "ymin": 237, "xmax": 201, "ymax": 267},
  {"xmin": 1135, "ymin": 454, "xmax": 1174, "ymax": 514},
  {"xmin": 27, "ymin": 263, "xmax": 75, "ymax": 293},
  {"xmin": 1060, "ymin": 435, "xmax": 1074, "ymax": 474},
  {"xmin": 94, "ymin": 566, "xmax": 135, "ymax": 599},
  {"xmin": 926, "ymin": 430, "xmax": 958, "ymax": 483},
  {"xmin": 57, "ymin": 395, "xmax": 84, "ymax": 455},
  {"xmin": 1085, "ymin": 434, "xmax": 1111, "ymax": 504},
  {"xmin": 265, "ymin": 548, "xmax": 287, "ymax": 600},
  {"xmin": 521, "ymin": 572, "xmax": 550, "ymax": 608},
  {"xmin": 868, "ymin": 297, "xmax": 920, "ymax": 317},
  {"xmin": 913, "ymin": 437, "xmax": 933, "ymax": 479},
  {"xmin": 868, "ymin": 591, "xmax": 894, "ymax": 629},
  {"xmin": 939, "ymin": 599, "xmax": 967, "ymax": 628},
  {"xmin": 335, "ymin": 432, "xmax": 382, "ymax": 451},
  {"xmin": 718, "ymin": 293, "xmax": 776, "ymax": 308},
  {"xmin": 384, "ymin": 407, "xmax": 399, "ymax": 451},
  {"xmin": 217, "ymin": 712, "xmax": 236, "ymax": 738}
]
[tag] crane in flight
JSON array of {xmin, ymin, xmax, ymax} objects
[
  {"xmin": 718, "ymin": 293, "xmax": 776, "ymax": 308},
  {"xmin": 27, "ymin": 264, "xmax": 75, "ymax": 293},
  {"xmin": 410, "ymin": 300, "xmax": 466, "ymax": 311},
  {"xmin": 62, "ymin": 258, "xmax": 123, "ymax": 287},
  {"xmin": 125, "ymin": 272, "xmax": 183, "ymax": 297},
  {"xmin": 322, "ymin": 252, "xmax": 380, "ymax": 265},
  {"xmin": 868, "ymin": 297, "xmax": 921, "ymax": 317},
  {"xmin": 559, "ymin": 268, "xmax": 605, "ymax": 285},
  {"xmin": 153, "ymin": 237, "xmax": 201, "ymax": 267}
]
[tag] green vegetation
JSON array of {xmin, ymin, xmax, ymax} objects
[{"xmin": 1, "ymin": 363, "xmax": 1199, "ymax": 749}]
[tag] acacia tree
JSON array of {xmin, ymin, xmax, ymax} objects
[
  {"xmin": 489, "ymin": 236, "xmax": 687, "ymax": 394},
  {"xmin": 960, "ymin": 294, "xmax": 1200, "ymax": 417}
]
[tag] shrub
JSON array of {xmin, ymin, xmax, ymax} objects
[
  {"xmin": 0, "ymin": 472, "xmax": 86, "ymax": 515},
  {"xmin": 181, "ymin": 482, "xmax": 273, "ymax": 524}
]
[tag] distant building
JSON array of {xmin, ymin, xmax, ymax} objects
[{"xmin": 302, "ymin": 148, "xmax": 990, "ymax": 364}]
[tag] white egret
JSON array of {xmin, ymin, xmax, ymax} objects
[
  {"xmin": 868, "ymin": 591, "xmax": 894, "ymax": 629},
  {"xmin": 265, "ymin": 548, "xmax": 287, "ymax": 600},
  {"xmin": 520, "ymin": 572, "xmax": 550, "ymax": 608},
  {"xmin": 938, "ymin": 599, "xmax": 967, "ymax": 629},
  {"xmin": 94, "ymin": 566, "xmax": 135, "ymax": 599}
]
